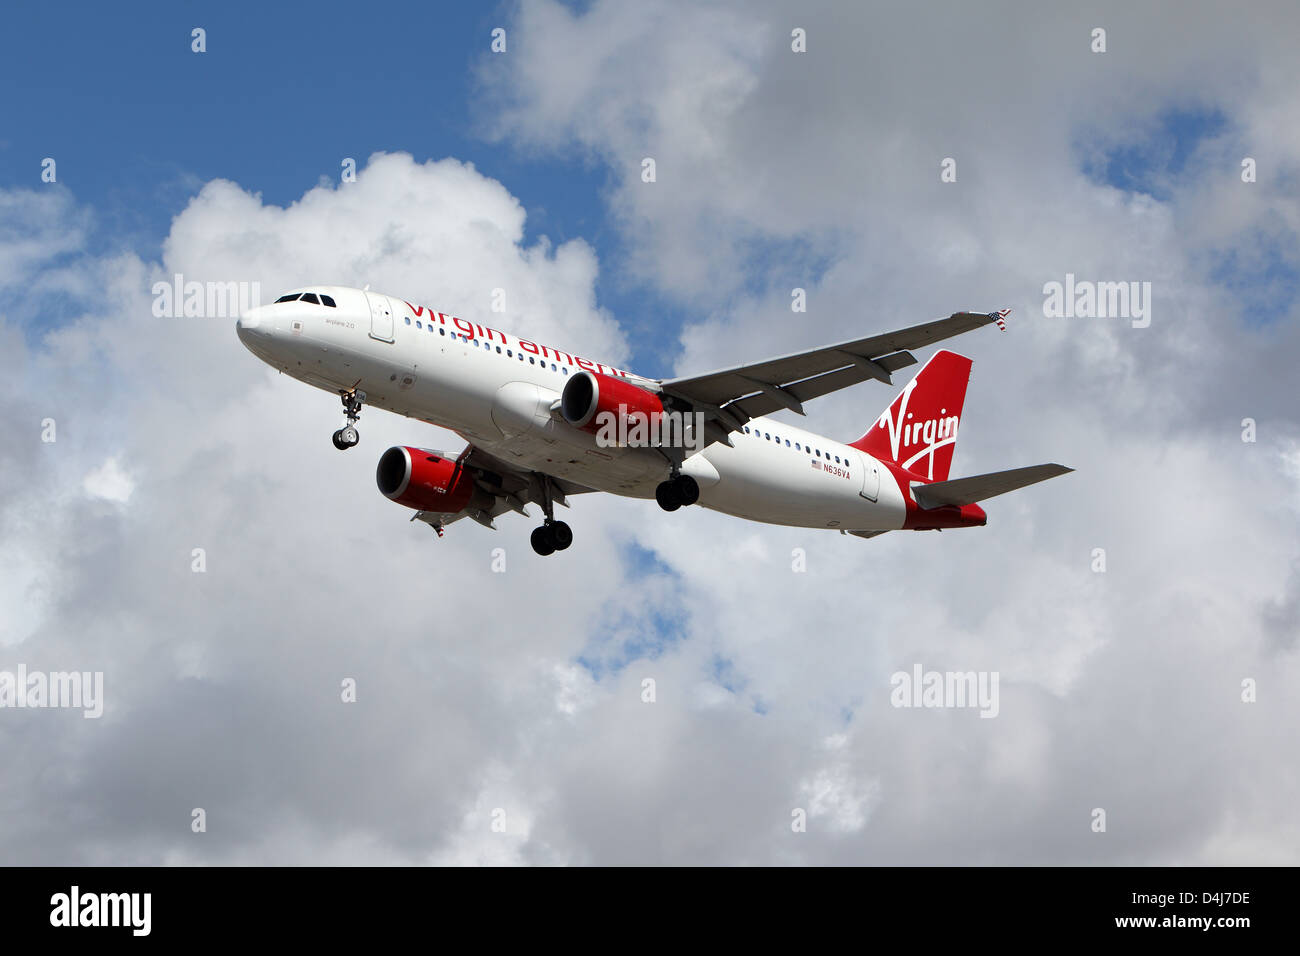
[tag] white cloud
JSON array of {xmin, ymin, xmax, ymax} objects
[
  {"xmin": 799, "ymin": 734, "xmax": 880, "ymax": 834},
  {"xmin": 477, "ymin": 0, "xmax": 1300, "ymax": 865},
  {"xmin": 82, "ymin": 457, "xmax": 134, "ymax": 504},
  {"xmin": 0, "ymin": 155, "xmax": 643, "ymax": 864}
]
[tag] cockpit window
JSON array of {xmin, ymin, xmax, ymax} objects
[{"xmin": 276, "ymin": 291, "xmax": 337, "ymax": 305}]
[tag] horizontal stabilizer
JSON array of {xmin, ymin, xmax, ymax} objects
[{"xmin": 912, "ymin": 463, "xmax": 1073, "ymax": 509}]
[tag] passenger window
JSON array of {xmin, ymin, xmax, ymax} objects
[
  {"xmin": 835, "ymin": 456, "xmax": 841, "ymax": 464},
  {"xmin": 416, "ymin": 321, "xmax": 422, "ymax": 329},
  {"xmin": 764, "ymin": 433, "xmax": 770, "ymax": 440},
  {"xmin": 562, "ymin": 367, "xmax": 568, "ymax": 375},
  {"xmin": 529, "ymin": 357, "xmax": 536, "ymax": 364},
  {"xmin": 301, "ymin": 293, "xmax": 320, "ymax": 305},
  {"xmin": 404, "ymin": 316, "xmax": 411, "ymax": 325},
  {"xmin": 786, "ymin": 439, "xmax": 791, "ymax": 447},
  {"xmin": 496, "ymin": 346, "xmax": 502, "ymax": 353},
  {"xmin": 551, "ymin": 363, "xmax": 557, "ymax": 371},
  {"xmin": 816, "ymin": 450, "xmax": 821, "ymax": 457},
  {"xmin": 439, "ymin": 328, "xmax": 445, "ymax": 336},
  {"xmin": 274, "ymin": 293, "xmax": 300, "ymax": 303},
  {"xmin": 795, "ymin": 443, "xmax": 801, "ymax": 451},
  {"xmin": 320, "ymin": 294, "xmax": 337, "ymax": 308}
]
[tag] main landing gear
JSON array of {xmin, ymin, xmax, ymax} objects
[
  {"xmin": 529, "ymin": 475, "xmax": 573, "ymax": 556},
  {"xmin": 331, "ymin": 389, "xmax": 365, "ymax": 450},
  {"xmin": 530, "ymin": 521, "xmax": 572, "ymax": 556},
  {"xmin": 655, "ymin": 473, "xmax": 699, "ymax": 512}
]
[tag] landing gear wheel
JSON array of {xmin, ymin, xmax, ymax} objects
[
  {"xmin": 550, "ymin": 521, "xmax": 573, "ymax": 551},
  {"xmin": 656, "ymin": 480, "xmax": 683, "ymax": 512},
  {"xmin": 676, "ymin": 474, "xmax": 700, "ymax": 506},
  {"xmin": 334, "ymin": 389, "xmax": 365, "ymax": 450},
  {"xmin": 530, "ymin": 525, "xmax": 557, "ymax": 556}
]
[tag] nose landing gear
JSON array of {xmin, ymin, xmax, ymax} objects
[{"xmin": 332, "ymin": 388, "xmax": 365, "ymax": 450}]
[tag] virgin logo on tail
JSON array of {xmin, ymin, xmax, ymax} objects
[
  {"xmin": 874, "ymin": 380, "xmax": 960, "ymax": 479},
  {"xmin": 850, "ymin": 349, "xmax": 972, "ymax": 483}
]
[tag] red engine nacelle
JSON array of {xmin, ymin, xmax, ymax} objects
[
  {"xmin": 376, "ymin": 446, "xmax": 492, "ymax": 514},
  {"xmin": 560, "ymin": 369, "xmax": 663, "ymax": 434}
]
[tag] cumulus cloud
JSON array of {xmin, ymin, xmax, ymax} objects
[
  {"xmin": 0, "ymin": 154, "xmax": 645, "ymax": 864},
  {"xmin": 477, "ymin": 0, "xmax": 1300, "ymax": 864}
]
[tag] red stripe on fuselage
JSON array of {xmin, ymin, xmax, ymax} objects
[{"xmin": 879, "ymin": 458, "xmax": 987, "ymax": 530}]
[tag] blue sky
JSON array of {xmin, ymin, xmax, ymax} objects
[
  {"xmin": 1076, "ymin": 105, "xmax": 1299, "ymax": 324},
  {"xmin": 1080, "ymin": 107, "xmax": 1228, "ymax": 201},
  {"xmin": 0, "ymin": 0, "xmax": 696, "ymax": 372},
  {"xmin": 8, "ymin": 4, "xmax": 1283, "ymax": 359}
]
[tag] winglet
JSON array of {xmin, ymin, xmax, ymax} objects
[{"xmin": 990, "ymin": 308, "xmax": 1011, "ymax": 332}]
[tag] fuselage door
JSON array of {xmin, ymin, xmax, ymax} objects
[
  {"xmin": 366, "ymin": 291, "xmax": 394, "ymax": 343},
  {"xmin": 859, "ymin": 453, "xmax": 880, "ymax": 502}
]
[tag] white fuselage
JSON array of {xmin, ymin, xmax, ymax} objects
[{"xmin": 236, "ymin": 286, "xmax": 910, "ymax": 531}]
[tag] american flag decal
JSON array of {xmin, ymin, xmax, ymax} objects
[{"xmin": 991, "ymin": 308, "xmax": 1011, "ymax": 331}]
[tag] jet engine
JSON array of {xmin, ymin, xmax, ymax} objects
[
  {"xmin": 560, "ymin": 370, "xmax": 663, "ymax": 434},
  {"xmin": 376, "ymin": 446, "xmax": 494, "ymax": 515}
]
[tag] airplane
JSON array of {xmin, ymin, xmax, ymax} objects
[{"xmin": 236, "ymin": 287, "xmax": 1071, "ymax": 555}]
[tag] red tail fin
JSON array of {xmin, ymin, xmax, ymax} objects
[{"xmin": 849, "ymin": 349, "xmax": 972, "ymax": 482}]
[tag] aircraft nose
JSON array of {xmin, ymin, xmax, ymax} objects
[{"xmin": 236, "ymin": 306, "xmax": 264, "ymax": 343}]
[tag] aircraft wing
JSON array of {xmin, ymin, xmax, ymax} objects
[
  {"xmin": 658, "ymin": 310, "xmax": 1009, "ymax": 446},
  {"xmin": 461, "ymin": 445, "xmax": 595, "ymax": 502},
  {"xmin": 410, "ymin": 444, "xmax": 595, "ymax": 536}
]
